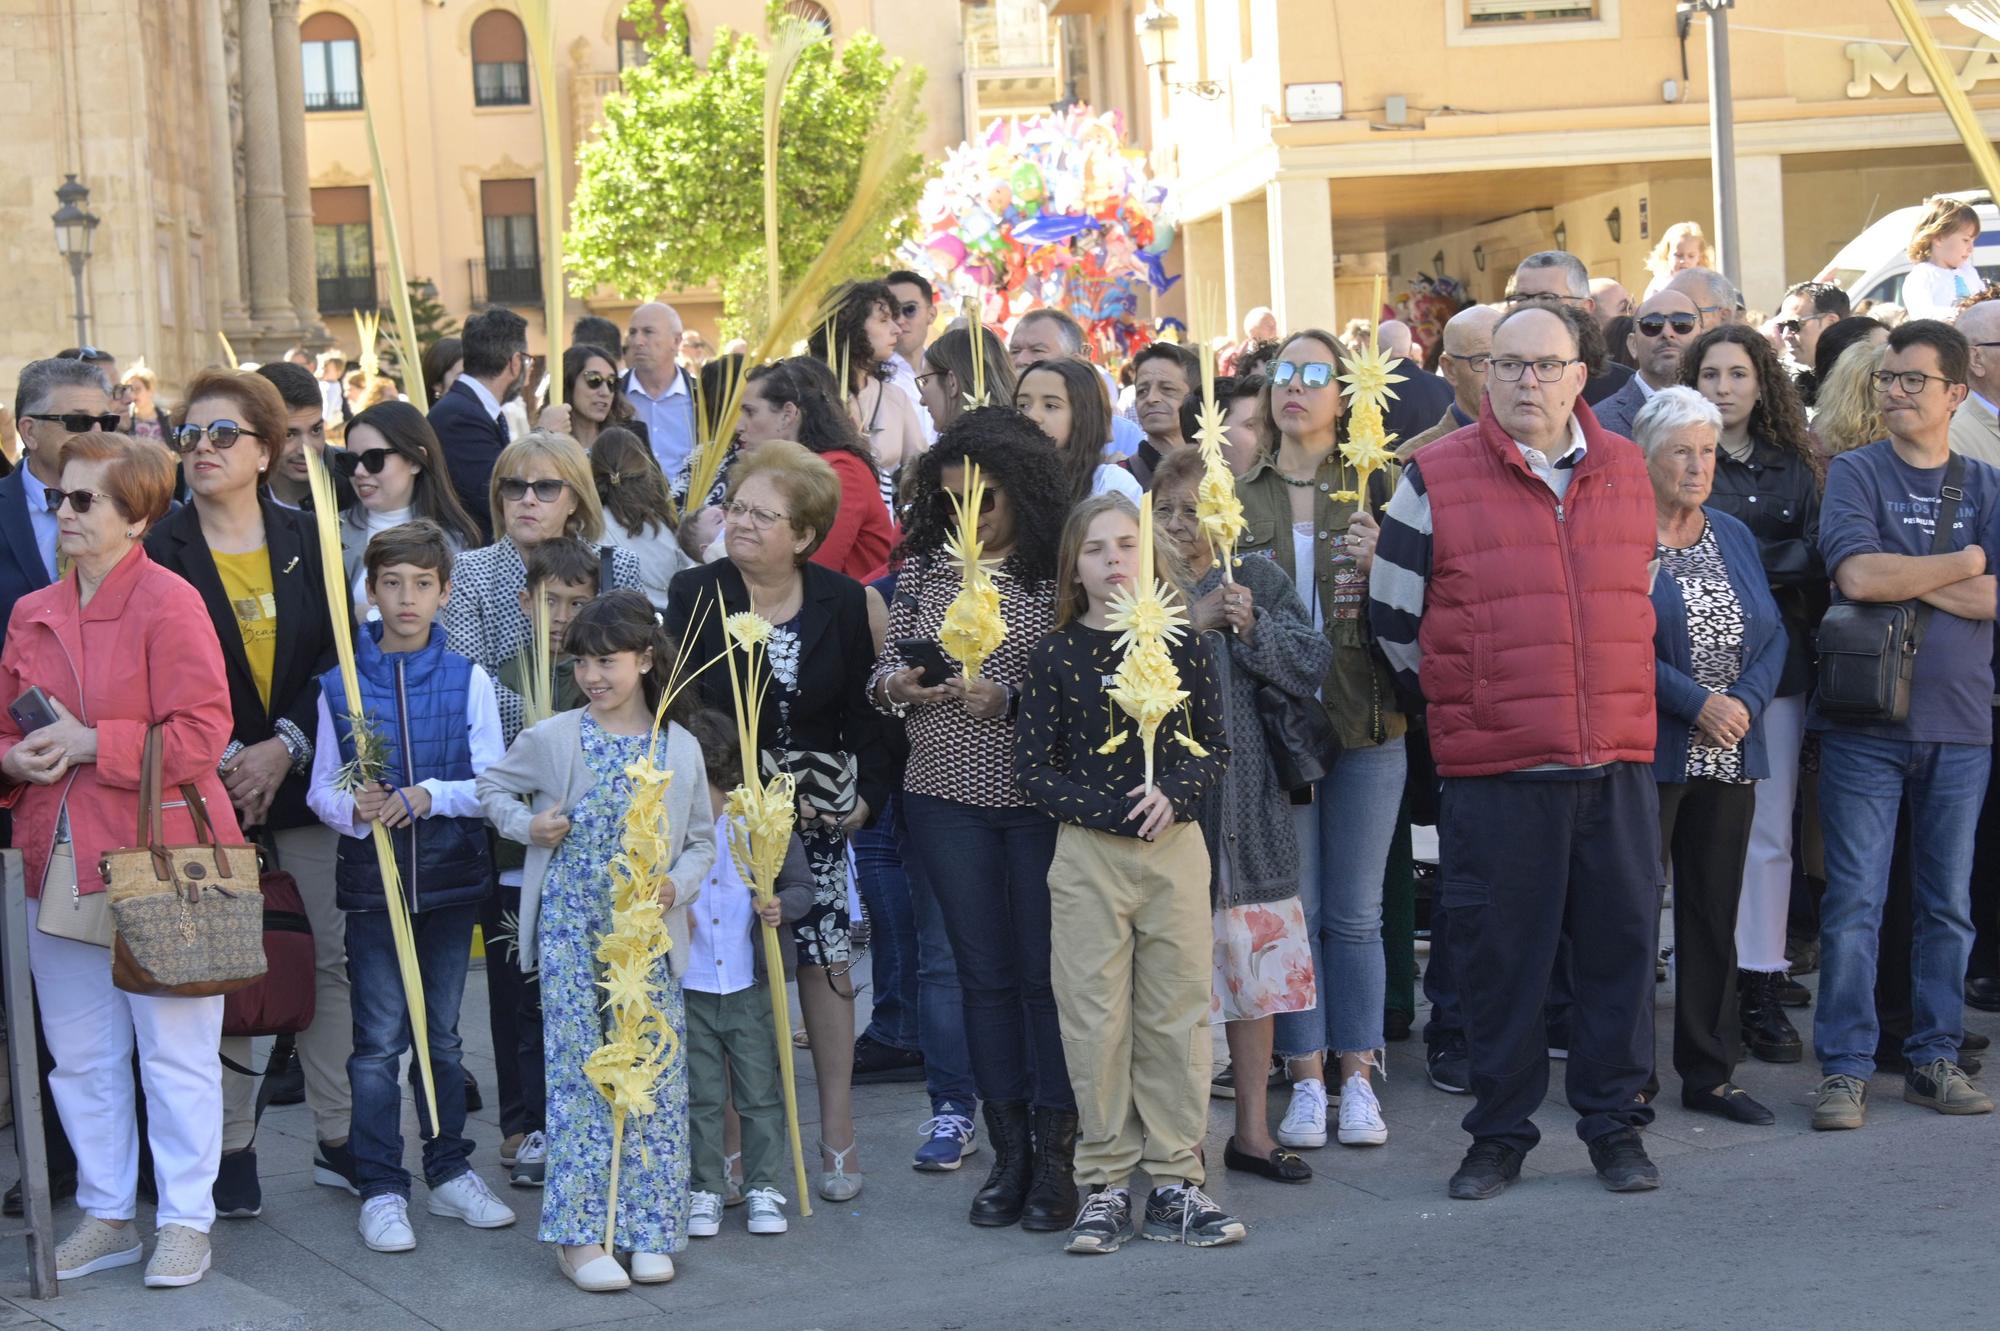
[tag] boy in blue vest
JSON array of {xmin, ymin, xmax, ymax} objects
[{"xmin": 306, "ymin": 520, "xmax": 518, "ymax": 1253}]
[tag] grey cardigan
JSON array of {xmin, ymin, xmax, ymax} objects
[
  {"xmin": 476, "ymin": 708, "xmax": 714, "ymax": 976},
  {"xmin": 1193, "ymin": 552, "xmax": 1332, "ymax": 909}
]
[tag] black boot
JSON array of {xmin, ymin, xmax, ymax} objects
[
  {"xmin": 1739, "ymin": 969, "xmax": 1802, "ymax": 1063},
  {"xmin": 1020, "ymin": 1107, "xmax": 1079, "ymax": 1232},
  {"xmin": 969, "ymin": 1100, "xmax": 1033, "ymax": 1227}
]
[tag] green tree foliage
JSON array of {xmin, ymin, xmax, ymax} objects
[
  {"xmin": 375, "ymin": 277, "xmax": 459, "ymax": 378},
  {"xmin": 567, "ymin": 0, "xmax": 927, "ymax": 336}
]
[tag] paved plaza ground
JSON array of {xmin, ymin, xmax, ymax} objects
[{"xmin": 1, "ymin": 950, "xmax": 1995, "ymax": 1331}]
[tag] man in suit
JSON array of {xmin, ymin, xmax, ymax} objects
[
  {"xmin": 1506, "ymin": 251, "xmax": 1634, "ymax": 407},
  {"xmin": 621, "ymin": 301, "xmax": 697, "ymax": 484},
  {"xmin": 1592, "ymin": 288, "xmax": 1703, "ymax": 441},
  {"xmin": 429, "ymin": 307, "xmax": 528, "ymax": 540},
  {"xmin": 1949, "ymin": 299, "xmax": 2000, "ymax": 467},
  {"xmin": 1379, "ymin": 318, "xmax": 1456, "ymax": 448}
]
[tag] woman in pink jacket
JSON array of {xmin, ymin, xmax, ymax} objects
[{"xmin": 0, "ymin": 431, "xmax": 239, "ymax": 1291}]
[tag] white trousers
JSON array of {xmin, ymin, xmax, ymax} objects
[
  {"xmin": 1736, "ymin": 693, "xmax": 1807, "ymax": 973},
  {"xmin": 26, "ymin": 897, "xmax": 225, "ymax": 1232}
]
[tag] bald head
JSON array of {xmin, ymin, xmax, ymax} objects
[
  {"xmin": 1664, "ymin": 268, "xmax": 1737, "ymax": 331},
  {"xmin": 1489, "ymin": 305, "xmax": 1587, "ymax": 452},
  {"xmin": 1376, "ymin": 320, "xmax": 1415, "ymax": 359},
  {"xmin": 1590, "ymin": 277, "xmax": 1632, "ymax": 327},
  {"xmin": 1960, "ymin": 300, "xmax": 2000, "ymax": 399},
  {"xmin": 1439, "ymin": 305, "xmax": 1504, "ymax": 416},
  {"xmin": 1243, "ymin": 306, "xmax": 1277, "ymax": 342},
  {"xmin": 626, "ymin": 302, "xmax": 684, "ymax": 385}
]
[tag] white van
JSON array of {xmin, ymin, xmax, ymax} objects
[{"xmin": 1814, "ymin": 189, "xmax": 2000, "ymax": 307}]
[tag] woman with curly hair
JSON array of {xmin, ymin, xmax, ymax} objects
[
  {"xmin": 869, "ymin": 407, "xmax": 1080, "ymax": 1233},
  {"xmin": 809, "ymin": 281, "xmax": 927, "ymax": 508},
  {"xmin": 1680, "ymin": 322, "xmax": 1824, "ymax": 1065}
]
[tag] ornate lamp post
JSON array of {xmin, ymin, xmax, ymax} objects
[{"xmin": 51, "ymin": 174, "xmax": 100, "ymax": 348}]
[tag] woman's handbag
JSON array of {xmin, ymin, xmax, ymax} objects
[
  {"xmin": 764, "ymin": 749, "xmax": 858, "ymax": 820},
  {"xmin": 221, "ymin": 839, "xmax": 316, "ymax": 1037},
  {"xmin": 1816, "ymin": 455, "xmax": 1964, "ymax": 723},
  {"xmin": 102, "ymin": 726, "xmax": 268, "ymax": 999},
  {"xmin": 1256, "ymin": 682, "xmax": 1341, "ymax": 794},
  {"xmin": 35, "ymin": 842, "xmax": 114, "ymax": 948}
]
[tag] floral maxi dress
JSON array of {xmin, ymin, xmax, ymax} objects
[{"xmin": 538, "ymin": 716, "xmax": 691, "ymax": 1252}]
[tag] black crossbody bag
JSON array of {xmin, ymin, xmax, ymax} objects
[{"xmin": 1815, "ymin": 453, "xmax": 1965, "ymax": 723}]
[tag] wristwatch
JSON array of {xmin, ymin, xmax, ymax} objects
[{"xmin": 1001, "ymin": 682, "xmax": 1021, "ymax": 721}]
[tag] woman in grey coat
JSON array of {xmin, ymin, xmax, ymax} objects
[{"xmin": 1151, "ymin": 450, "xmax": 1330, "ymax": 1184}]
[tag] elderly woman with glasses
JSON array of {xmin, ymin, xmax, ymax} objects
[
  {"xmin": 1638, "ymin": 386, "xmax": 1788, "ymax": 1126},
  {"xmin": 142, "ymin": 370, "xmax": 359, "ymax": 1223}
]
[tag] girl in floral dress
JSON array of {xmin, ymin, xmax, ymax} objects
[{"xmin": 479, "ymin": 592, "xmax": 714, "ymax": 1292}]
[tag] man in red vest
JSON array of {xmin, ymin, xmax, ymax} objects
[{"xmin": 1369, "ymin": 302, "xmax": 1663, "ymax": 1201}]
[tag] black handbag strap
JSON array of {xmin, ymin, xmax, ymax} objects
[{"xmin": 1908, "ymin": 452, "xmax": 1968, "ymax": 658}]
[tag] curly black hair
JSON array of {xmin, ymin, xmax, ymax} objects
[
  {"xmin": 807, "ymin": 280, "xmax": 897, "ymax": 395},
  {"xmin": 891, "ymin": 406, "xmax": 1071, "ymax": 583},
  {"xmin": 1678, "ymin": 324, "xmax": 1816, "ymax": 469}
]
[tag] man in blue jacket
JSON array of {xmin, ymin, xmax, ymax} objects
[{"xmin": 428, "ymin": 308, "xmax": 528, "ymax": 540}]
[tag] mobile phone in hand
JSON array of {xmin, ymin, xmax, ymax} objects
[
  {"xmin": 894, "ymin": 638, "xmax": 958, "ymax": 688},
  {"xmin": 9, "ymin": 687, "xmax": 59, "ymax": 734}
]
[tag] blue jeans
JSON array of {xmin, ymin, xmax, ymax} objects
[
  {"xmin": 346, "ymin": 901, "xmax": 479, "ymax": 1200},
  {"xmin": 1815, "ymin": 730, "xmax": 1988, "ymax": 1078},
  {"xmin": 897, "ymin": 803, "xmax": 977, "ymax": 1109},
  {"xmin": 1276, "ymin": 738, "xmax": 1407, "ymax": 1060},
  {"xmin": 852, "ymin": 796, "xmax": 919, "ymax": 1053},
  {"xmin": 903, "ymin": 792, "xmax": 1073, "ymax": 1111}
]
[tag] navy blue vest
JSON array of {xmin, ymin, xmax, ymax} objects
[{"xmin": 319, "ymin": 623, "xmax": 491, "ymax": 912}]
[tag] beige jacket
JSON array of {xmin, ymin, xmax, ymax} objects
[{"xmin": 1950, "ymin": 392, "xmax": 2000, "ymax": 469}]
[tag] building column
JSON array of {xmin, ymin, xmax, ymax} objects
[
  {"xmin": 238, "ymin": 0, "xmax": 292, "ymax": 332},
  {"xmin": 1223, "ymin": 194, "xmax": 1272, "ymax": 341},
  {"xmin": 269, "ymin": 0, "xmax": 321, "ymax": 338},
  {"xmin": 1180, "ymin": 214, "xmax": 1226, "ymax": 345},
  {"xmin": 1731, "ymin": 154, "xmax": 1787, "ymax": 315},
  {"xmin": 1265, "ymin": 177, "xmax": 1336, "ymax": 334},
  {"xmin": 199, "ymin": 0, "xmax": 246, "ymax": 328}
]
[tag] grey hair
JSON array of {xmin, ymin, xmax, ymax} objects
[
  {"xmin": 14, "ymin": 356, "xmax": 113, "ymax": 424},
  {"xmin": 1666, "ymin": 267, "xmax": 1740, "ymax": 316},
  {"xmin": 1631, "ymin": 385, "xmax": 1722, "ymax": 457},
  {"xmin": 1516, "ymin": 250, "xmax": 1590, "ymax": 298},
  {"xmin": 1016, "ymin": 307, "xmax": 1086, "ymax": 354}
]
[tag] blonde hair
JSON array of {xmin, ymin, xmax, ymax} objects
[
  {"xmin": 1908, "ymin": 195, "xmax": 1981, "ymax": 263},
  {"xmin": 1646, "ymin": 222, "xmax": 1714, "ymax": 280},
  {"xmin": 1813, "ymin": 339, "xmax": 1886, "ymax": 458},
  {"xmin": 491, "ymin": 429, "xmax": 604, "ymax": 542},
  {"xmin": 1051, "ymin": 493, "xmax": 1186, "ymax": 628}
]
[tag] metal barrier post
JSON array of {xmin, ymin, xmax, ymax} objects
[{"xmin": 1, "ymin": 850, "xmax": 57, "ymax": 1298}]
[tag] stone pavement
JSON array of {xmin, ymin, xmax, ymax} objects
[{"xmin": 2, "ymin": 954, "xmax": 1996, "ymax": 1331}]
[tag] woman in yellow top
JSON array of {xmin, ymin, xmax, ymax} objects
[{"xmin": 144, "ymin": 368, "xmax": 353, "ymax": 1222}]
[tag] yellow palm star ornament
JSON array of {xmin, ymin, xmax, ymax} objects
[
  {"xmin": 964, "ymin": 297, "xmax": 988, "ymax": 410},
  {"xmin": 1338, "ymin": 277, "xmax": 1406, "ymax": 505},
  {"xmin": 352, "ymin": 307, "xmax": 382, "ymax": 382},
  {"xmin": 717, "ymin": 605, "xmax": 814, "ymax": 1215},
  {"xmin": 1104, "ymin": 500, "xmax": 1202, "ymax": 795},
  {"xmin": 1191, "ymin": 349, "xmax": 1245, "ymax": 581},
  {"xmin": 938, "ymin": 463, "xmax": 1006, "ymax": 680}
]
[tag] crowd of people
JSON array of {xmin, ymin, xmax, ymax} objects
[{"xmin": 2, "ymin": 194, "xmax": 1998, "ymax": 1293}]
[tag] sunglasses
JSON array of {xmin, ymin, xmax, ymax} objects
[
  {"xmin": 331, "ymin": 447, "xmax": 400, "ymax": 478},
  {"xmin": 1775, "ymin": 315, "xmax": 1829, "ymax": 335},
  {"xmin": 578, "ymin": 371, "xmax": 612, "ymax": 390},
  {"xmin": 1270, "ymin": 361, "xmax": 1336, "ymax": 389},
  {"xmin": 933, "ymin": 488, "xmax": 997, "ymax": 521},
  {"xmin": 170, "ymin": 421, "xmax": 260, "ymax": 453},
  {"xmin": 1635, "ymin": 314, "xmax": 1699, "ymax": 337},
  {"xmin": 896, "ymin": 300, "xmax": 923, "ymax": 319},
  {"xmin": 26, "ymin": 411, "xmax": 123, "ymax": 433},
  {"xmin": 498, "ymin": 477, "xmax": 569, "ymax": 503},
  {"xmin": 45, "ymin": 486, "xmax": 109, "ymax": 515}
]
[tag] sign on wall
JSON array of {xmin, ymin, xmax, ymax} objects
[{"xmin": 1847, "ymin": 37, "xmax": 2000, "ymax": 97}]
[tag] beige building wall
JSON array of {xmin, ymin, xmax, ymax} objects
[{"xmin": 303, "ymin": 0, "xmax": 969, "ymax": 357}]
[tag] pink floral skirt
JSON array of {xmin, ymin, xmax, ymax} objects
[{"xmin": 1209, "ymin": 896, "xmax": 1315, "ymax": 1024}]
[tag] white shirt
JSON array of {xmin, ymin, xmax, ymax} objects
[
  {"xmin": 682, "ymin": 813, "xmax": 757, "ymax": 996},
  {"xmin": 1903, "ymin": 258, "xmax": 1984, "ymax": 322},
  {"xmin": 1512, "ymin": 416, "xmax": 1588, "ymax": 501},
  {"xmin": 460, "ymin": 374, "xmax": 506, "ymax": 423},
  {"xmin": 320, "ymin": 379, "xmax": 345, "ymax": 425},
  {"xmin": 1634, "ymin": 374, "xmax": 1660, "ymax": 399},
  {"xmin": 887, "ymin": 352, "xmax": 937, "ymax": 444},
  {"xmin": 1091, "ymin": 463, "xmax": 1143, "ymax": 502},
  {"xmin": 306, "ymin": 662, "xmax": 504, "ymax": 839}
]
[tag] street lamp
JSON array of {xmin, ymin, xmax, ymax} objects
[
  {"xmin": 1136, "ymin": 2, "xmax": 1222, "ymax": 100},
  {"xmin": 51, "ymin": 174, "xmax": 99, "ymax": 347}
]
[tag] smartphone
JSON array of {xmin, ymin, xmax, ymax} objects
[
  {"xmin": 9, "ymin": 687, "xmax": 59, "ymax": 734},
  {"xmin": 894, "ymin": 638, "xmax": 958, "ymax": 687}
]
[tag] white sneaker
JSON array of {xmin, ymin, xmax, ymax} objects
[
  {"xmin": 359, "ymin": 1195, "xmax": 417, "ymax": 1253},
  {"xmin": 688, "ymin": 1190, "xmax": 723, "ymax": 1238},
  {"xmin": 142, "ymin": 1224, "xmax": 210, "ymax": 1289},
  {"xmin": 628, "ymin": 1251, "xmax": 675, "ymax": 1284},
  {"xmin": 54, "ymin": 1216, "xmax": 142, "ymax": 1280},
  {"xmin": 509, "ymin": 1130, "xmax": 547, "ymax": 1189},
  {"xmin": 745, "ymin": 1187, "xmax": 788, "ymax": 1235},
  {"xmin": 1336, "ymin": 1070, "xmax": 1389, "ymax": 1146},
  {"xmin": 1276, "ymin": 1077, "xmax": 1330, "ymax": 1148},
  {"xmin": 428, "ymin": 1172, "xmax": 517, "ymax": 1228}
]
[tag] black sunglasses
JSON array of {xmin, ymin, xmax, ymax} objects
[
  {"xmin": 933, "ymin": 487, "xmax": 997, "ymax": 520},
  {"xmin": 1635, "ymin": 314, "xmax": 1699, "ymax": 337},
  {"xmin": 331, "ymin": 447, "xmax": 399, "ymax": 477},
  {"xmin": 27, "ymin": 411, "xmax": 122, "ymax": 434},
  {"xmin": 896, "ymin": 300, "xmax": 923, "ymax": 319},
  {"xmin": 578, "ymin": 371, "xmax": 612, "ymax": 391},
  {"xmin": 45, "ymin": 486, "xmax": 109, "ymax": 515},
  {"xmin": 171, "ymin": 421, "xmax": 260, "ymax": 453},
  {"xmin": 498, "ymin": 477, "xmax": 569, "ymax": 503}
]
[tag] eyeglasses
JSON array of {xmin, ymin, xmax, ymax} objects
[
  {"xmin": 932, "ymin": 488, "xmax": 998, "ymax": 523},
  {"xmin": 1871, "ymin": 369, "xmax": 1959, "ymax": 395},
  {"xmin": 45, "ymin": 487, "xmax": 109, "ymax": 515},
  {"xmin": 1505, "ymin": 291, "xmax": 1589, "ymax": 308},
  {"xmin": 497, "ymin": 477, "xmax": 569, "ymax": 503},
  {"xmin": 25, "ymin": 411, "xmax": 122, "ymax": 433},
  {"xmin": 1490, "ymin": 357, "xmax": 1583, "ymax": 383},
  {"xmin": 1269, "ymin": 361, "xmax": 1336, "ymax": 389},
  {"xmin": 331, "ymin": 447, "xmax": 397, "ymax": 477},
  {"xmin": 1152, "ymin": 501, "xmax": 1201, "ymax": 529},
  {"xmin": 171, "ymin": 421, "xmax": 260, "ymax": 453},
  {"xmin": 723, "ymin": 499, "xmax": 790, "ymax": 530},
  {"xmin": 896, "ymin": 301, "xmax": 924, "ymax": 320},
  {"xmin": 1440, "ymin": 351, "xmax": 1490, "ymax": 373},
  {"xmin": 1635, "ymin": 314, "xmax": 1699, "ymax": 337},
  {"xmin": 578, "ymin": 371, "xmax": 612, "ymax": 390},
  {"xmin": 1775, "ymin": 314, "xmax": 1831, "ymax": 335}
]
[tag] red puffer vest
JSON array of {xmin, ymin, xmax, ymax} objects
[{"xmin": 1417, "ymin": 398, "xmax": 1657, "ymax": 777}]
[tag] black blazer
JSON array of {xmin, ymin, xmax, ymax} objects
[
  {"xmin": 144, "ymin": 500, "xmax": 340, "ymax": 831},
  {"xmin": 428, "ymin": 378, "xmax": 511, "ymax": 541},
  {"xmin": 0, "ymin": 467, "xmax": 51, "ymax": 654},
  {"xmin": 1383, "ymin": 364, "xmax": 1455, "ymax": 446},
  {"xmin": 664, "ymin": 559, "xmax": 891, "ymax": 824}
]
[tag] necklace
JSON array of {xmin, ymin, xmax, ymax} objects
[{"xmin": 1277, "ymin": 471, "xmax": 1318, "ymax": 489}]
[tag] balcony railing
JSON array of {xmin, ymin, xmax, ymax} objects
[
  {"xmin": 316, "ymin": 269, "xmax": 378, "ymax": 315},
  {"xmin": 475, "ymin": 61, "xmax": 530, "ymax": 106},
  {"xmin": 470, "ymin": 256, "xmax": 543, "ymax": 308},
  {"xmin": 305, "ymin": 87, "xmax": 363, "ymax": 112}
]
